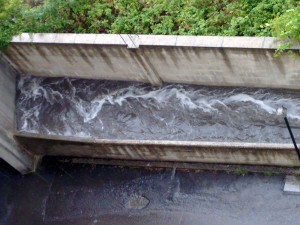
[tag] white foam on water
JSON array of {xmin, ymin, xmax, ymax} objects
[
  {"xmin": 16, "ymin": 75, "xmax": 300, "ymax": 142},
  {"xmin": 223, "ymin": 94, "xmax": 276, "ymax": 114}
]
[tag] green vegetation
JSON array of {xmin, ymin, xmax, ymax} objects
[
  {"xmin": 263, "ymin": 170, "xmax": 273, "ymax": 176},
  {"xmin": 234, "ymin": 168, "xmax": 249, "ymax": 176},
  {"xmin": 272, "ymin": 5, "xmax": 300, "ymax": 55},
  {"xmin": 0, "ymin": 0, "xmax": 300, "ymax": 51},
  {"xmin": 0, "ymin": 0, "xmax": 26, "ymax": 49}
]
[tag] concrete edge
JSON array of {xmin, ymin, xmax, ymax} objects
[
  {"xmin": 15, "ymin": 133, "xmax": 300, "ymax": 167},
  {"xmin": 10, "ymin": 33, "xmax": 300, "ymax": 50},
  {"xmin": 284, "ymin": 175, "xmax": 300, "ymax": 194},
  {"xmin": 64, "ymin": 158, "xmax": 300, "ymax": 174},
  {"xmin": 15, "ymin": 132, "xmax": 294, "ymax": 150},
  {"xmin": 0, "ymin": 55, "xmax": 39, "ymax": 174}
]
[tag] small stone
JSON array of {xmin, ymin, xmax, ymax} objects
[{"xmin": 126, "ymin": 194, "xmax": 149, "ymax": 209}]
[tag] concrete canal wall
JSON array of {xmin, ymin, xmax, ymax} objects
[
  {"xmin": 1, "ymin": 33, "xmax": 300, "ymax": 172},
  {"xmin": 4, "ymin": 33, "xmax": 300, "ymax": 89},
  {"xmin": 0, "ymin": 55, "xmax": 37, "ymax": 174},
  {"xmin": 15, "ymin": 133, "xmax": 300, "ymax": 167}
]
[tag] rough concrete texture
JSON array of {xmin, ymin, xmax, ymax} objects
[
  {"xmin": 4, "ymin": 33, "xmax": 300, "ymax": 88},
  {"xmin": 15, "ymin": 133, "xmax": 300, "ymax": 167},
  {"xmin": 1, "ymin": 157, "xmax": 300, "ymax": 225},
  {"xmin": 284, "ymin": 175, "xmax": 300, "ymax": 193},
  {"xmin": 0, "ymin": 55, "xmax": 36, "ymax": 174}
]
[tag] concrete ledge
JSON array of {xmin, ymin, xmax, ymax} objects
[
  {"xmin": 139, "ymin": 35, "xmax": 178, "ymax": 47},
  {"xmin": 15, "ymin": 132, "xmax": 300, "ymax": 167},
  {"xmin": 5, "ymin": 33, "xmax": 300, "ymax": 89},
  {"xmin": 222, "ymin": 37, "xmax": 265, "ymax": 48},
  {"xmin": 175, "ymin": 36, "xmax": 223, "ymax": 47},
  {"xmin": 11, "ymin": 33, "xmax": 299, "ymax": 49}
]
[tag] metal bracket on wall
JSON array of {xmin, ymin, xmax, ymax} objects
[{"xmin": 277, "ymin": 107, "xmax": 300, "ymax": 160}]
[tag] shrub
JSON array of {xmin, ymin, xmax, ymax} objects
[
  {"xmin": 22, "ymin": 0, "xmax": 298, "ymax": 36},
  {"xmin": 272, "ymin": 4, "xmax": 300, "ymax": 55},
  {"xmin": 1, "ymin": 0, "xmax": 300, "ymax": 52},
  {"xmin": 0, "ymin": 0, "xmax": 26, "ymax": 50}
]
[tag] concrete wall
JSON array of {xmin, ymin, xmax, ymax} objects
[
  {"xmin": 3, "ymin": 33, "xmax": 300, "ymax": 89},
  {"xmin": 15, "ymin": 133, "xmax": 300, "ymax": 167},
  {"xmin": 0, "ymin": 55, "xmax": 37, "ymax": 174},
  {"xmin": 3, "ymin": 33, "xmax": 300, "ymax": 169}
]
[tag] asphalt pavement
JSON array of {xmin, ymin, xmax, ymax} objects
[{"xmin": 1, "ymin": 157, "xmax": 300, "ymax": 225}]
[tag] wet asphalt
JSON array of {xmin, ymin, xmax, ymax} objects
[{"xmin": 1, "ymin": 157, "xmax": 300, "ymax": 225}]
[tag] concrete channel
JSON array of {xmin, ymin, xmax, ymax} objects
[{"xmin": 1, "ymin": 33, "xmax": 300, "ymax": 173}]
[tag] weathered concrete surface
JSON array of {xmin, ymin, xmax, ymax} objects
[
  {"xmin": 4, "ymin": 33, "xmax": 300, "ymax": 89},
  {"xmin": 1, "ymin": 157, "xmax": 300, "ymax": 225},
  {"xmin": 15, "ymin": 133, "xmax": 300, "ymax": 167},
  {"xmin": 284, "ymin": 175, "xmax": 300, "ymax": 193},
  {"xmin": 4, "ymin": 33, "xmax": 300, "ymax": 171},
  {"xmin": 0, "ymin": 55, "xmax": 37, "ymax": 174}
]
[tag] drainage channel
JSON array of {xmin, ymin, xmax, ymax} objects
[
  {"xmin": 16, "ymin": 75, "xmax": 300, "ymax": 143},
  {"xmin": 15, "ymin": 75, "xmax": 300, "ymax": 167}
]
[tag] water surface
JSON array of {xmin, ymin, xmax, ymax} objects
[{"xmin": 16, "ymin": 75, "xmax": 300, "ymax": 143}]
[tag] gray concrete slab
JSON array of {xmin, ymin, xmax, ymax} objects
[
  {"xmin": 284, "ymin": 175, "xmax": 300, "ymax": 194},
  {"xmin": 1, "ymin": 157, "xmax": 300, "ymax": 225},
  {"xmin": 0, "ymin": 55, "xmax": 37, "ymax": 174},
  {"xmin": 5, "ymin": 33, "xmax": 300, "ymax": 90}
]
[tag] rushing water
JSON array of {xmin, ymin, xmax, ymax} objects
[{"xmin": 16, "ymin": 75, "xmax": 300, "ymax": 143}]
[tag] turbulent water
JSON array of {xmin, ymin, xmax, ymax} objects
[{"xmin": 16, "ymin": 75, "xmax": 300, "ymax": 143}]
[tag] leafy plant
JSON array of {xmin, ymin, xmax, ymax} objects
[
  {"xmin": 0, "ymin": 0, "xmax": 26, "ymax": 50},
  {"xmin": 21, "ymin": 0, "xmax": 300, "ymax": 37},
  {"xmin": 1, "ymin": 0, "xmax": 300, "ymax": 52},
  {"xmin": 263, "ymin": 170, "xmax": 273, "ymax": 176},
  {"xmin": 234, "ymin": 168, "xmax": 249, "ymax": 176},
  {"xmin": 272, "ymin": 3, "xmax": 300, "ymax": 55}
]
